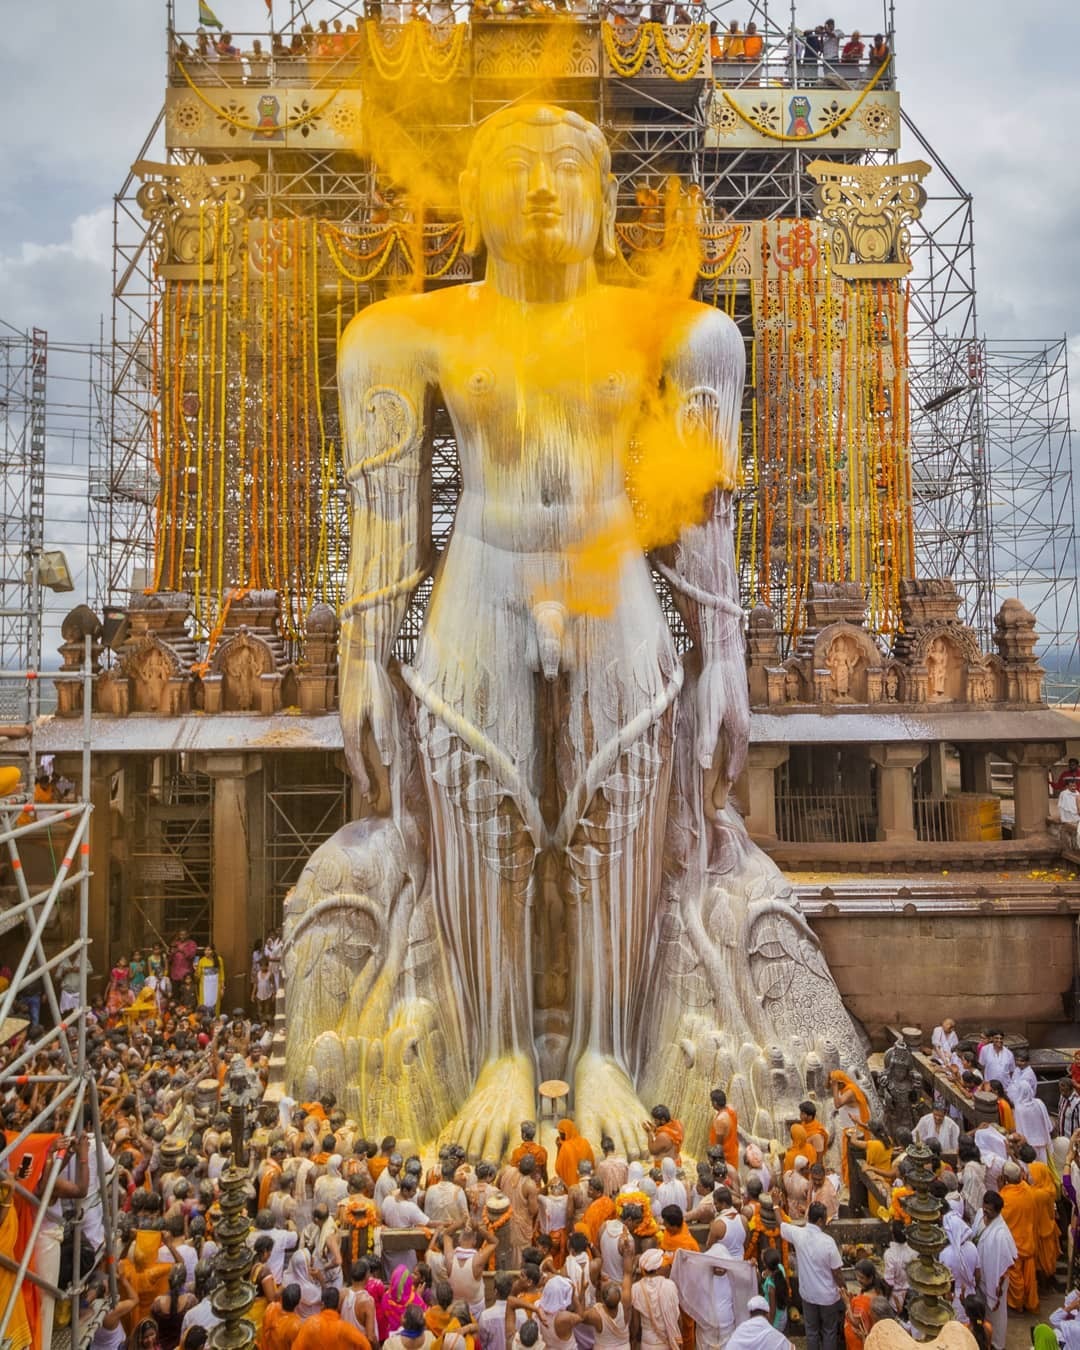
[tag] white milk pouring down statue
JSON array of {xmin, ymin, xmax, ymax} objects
[{"xmin": 283, "ymin": 103, "xmax": 871, "ymax": 1157}]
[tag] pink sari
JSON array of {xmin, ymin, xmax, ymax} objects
[{"xmin": 377, "ymin": 1265, "xmax": 425, "ymax": 1339}]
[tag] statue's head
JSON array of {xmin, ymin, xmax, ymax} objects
[{"xmin": 460, "ymin": 103, "xmax": 616, "ymax": 265}]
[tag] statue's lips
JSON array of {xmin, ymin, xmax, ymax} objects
[{"xmin": 524, "ymin": 208, "xmax": 562, "ymax": 224}]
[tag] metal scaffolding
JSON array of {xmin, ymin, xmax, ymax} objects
[
  {"xmin": 0, "ymin": 325, "xmax": 46, "ymax": 704},
  {"xmin": 981, "ymin": 338, "xmax": 1080, "ymax": 692},
  {"xmin": 0, "ymin": 652, "xmax": 117, "ymax": 1348}
]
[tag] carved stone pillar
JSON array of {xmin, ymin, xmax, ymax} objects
[
  {"xmin": 959, "ymin": 746, "xmax": 993, "ymax": 795},
  {"xmin": 921, "ymin": 743, "xmax": 948, "ymax": 799},
  {"xmin": 198, "ymin": 753, "xmax": 264, "ymax": 1011},
  {"xmin": 869, "ymin": 743, "xmax": 928, "ymax": 843},
  {"xmin": 1003, "ymin": 742, "xmax": 1062, "ymax": 839},
  {"xmin": 745, "ymin": 745, "xmax": 790, "ymax": 842}
]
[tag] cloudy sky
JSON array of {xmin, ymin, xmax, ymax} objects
[{"xmin": 1, "ymin": 0, "xmax": 1077, "ymax": 655}]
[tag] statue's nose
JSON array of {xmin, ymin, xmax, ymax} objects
[{"xmin": 527, "ymin": 159, "xmax": 556, "ymax": 202}]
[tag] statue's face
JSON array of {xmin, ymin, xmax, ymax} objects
[{"xmin": 473, "ymin": 118, "xmax": 604, "ymax": 266}]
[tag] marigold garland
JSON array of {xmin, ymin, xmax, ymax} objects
[
  {"xmin": 601, "ymin": 21, "xmax": 708, "ymax": 81},
  {"xmin": 364, "ymin": 19, "xmax": 467, "ymax": 83}
]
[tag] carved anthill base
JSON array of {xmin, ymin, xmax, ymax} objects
[
  {"xmin": 283, "ymin": 797, "xmax": 873, "ymax": 1157},
  {"xmin": 282, "ymin": 815, "xmax": 470, "ymax": 1146}
]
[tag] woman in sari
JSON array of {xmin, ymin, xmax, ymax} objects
[
  {"xmin": 986, "ymin": 1080, "xmax": 1015, "ymax": 1132},
  {"xmin": 106, "ymin": 957, "xmax": 133, "ymax": 1018},
  {"xmin": 846, "ymin": 1120, "xmax": 894, "ymax": 1220},
  {"xmin": 843, "ymin": 1258, "xmax": 884, "ymax": 1350},
  {"xmin": 194, "ymin": 947, "xmax": 225, "ymax": 1015},
  {"xmin": 130, "ymin": 1319, "xmax": 163, "ymax": 1349},
  {"xmin": 555, "ymin": 1120, "xmax": 595, "ymax": 1190},
  {"xmin": 285, "ymin": 1247, "xmax": 323, "ymax": 1321},
  {"xmin": 378, "ymin": 1265, "xmax": 426, "ymax": 1341},
  {"xmin": 831, "ymin": 1070, "xmax": 870, "ymax": 1188},
  {"xmin": 782, "ymin": 1124, "xmax": 817, "ymax": 1178},
  {"xmin": 0, "ymin": 1176, "xmax": 30, "ymax": 1350},
  {"xmin": 940, "ymin": 1213, "xmax": 978, "ymax": 1321},
  {"xmin": 247, "ymin": 1235, "xmax": 277, "ymax": 1332}
]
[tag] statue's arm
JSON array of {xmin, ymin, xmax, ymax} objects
[
  {"xmin": 338, "ymin": 301, "xmax": 434, "ymax": 799},
  {"xmin": 655, "ymin": 307, "xmax": 748, "ymax": 806}
]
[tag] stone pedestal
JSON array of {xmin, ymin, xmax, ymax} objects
[
  {"xmin": 869, "ymin": 743, "xmax": 928, "ymax": 843},
  {"xmin": 1004, "ymin": 743, "xmax": 1061, "ymax": 839},
  {"xmin": 745, "ymin": 745, "xmax": 790, "ymax": 842}
]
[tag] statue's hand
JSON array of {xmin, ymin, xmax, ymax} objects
[
  {"xmin": 698, "ymin": 656, "xmax": 749, "ymax": 813},
  {"xmin": 695, "ymin": 659, "xmax": 728, "ymax": 771},
  {"xmin": 341, "ymin": 658, "xmax": 398, "ymax": 805}
]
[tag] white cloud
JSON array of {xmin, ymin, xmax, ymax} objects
[{"xmin": 6, "ymin": 207, "xmax": 113, "ymax": 274}]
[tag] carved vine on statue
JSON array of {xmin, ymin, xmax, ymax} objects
[{"xmin": 283, "ymin": 103, "xmax": 872, "ymax": 1157}]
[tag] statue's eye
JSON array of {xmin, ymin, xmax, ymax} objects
[{"xmin": 556, "ymin": 159, "xmax": 582, "ymax": 175}]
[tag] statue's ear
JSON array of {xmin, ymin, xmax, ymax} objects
[
  {"xmin": 600, "ymin": 171, "xmax": 618, "ymax": 261},
  {"xmin": 460, "ymin": 168, "xmax": 482, "ymax": 256}
]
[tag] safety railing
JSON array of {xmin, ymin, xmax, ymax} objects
[
  {"xmin": 776, "ymin": 792, "xmax": 877, "ymax": 844},
  {"xmin": 709, "ymin": 28, "xmax": 895, "ymax": 89}
]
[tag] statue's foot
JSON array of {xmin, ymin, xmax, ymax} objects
[
  {"xmin": 439, "ymin": 1052, "xmax": 536, "ymax": 1163},
  {"xmin": 573, "ymin": 1050, "xmax": 650, "ymax": 1162}
]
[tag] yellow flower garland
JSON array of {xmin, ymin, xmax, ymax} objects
[
  {"xmin": 601, "ymin": 22, "xmax": 708, "ymax": 82},
  {"xmin": 719, "ymin": 55, "xmax": 891, "ymax": 142},
  {"xmin": 177, "ymin": 60, "xmax": 339, "ymax": 132},
  {"xmin": 364, "ymin": 20, "xmax": 467, "ymax": 84}
]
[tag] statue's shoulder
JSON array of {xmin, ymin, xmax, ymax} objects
[
  {"xmin": 597, "ymin": 286, "xmax": 740, "ymax": 354},
  {"xmin": 340, "ymin": 288, "xmax": 460, "ymax": 364}
]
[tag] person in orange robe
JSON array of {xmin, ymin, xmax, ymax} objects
[
  {"xmin": 293, "ymin": 1288, "xmax": 371, "ymax": 1350},
  {"xmin": 799, "ymin": 1101, "xmax": 829, "ymax": 1159},
  {"xmin": 258, "ymin": 1147, "xmax": 285, "ymax": 1212},
  {"xmin": 658, "ymin": 1204, "xmax": 700, "ymax": 1350},
  {"xmin": 509, "ymin": 1123, "xmax": 549, "ymax": 1186},
  {"xmin": 368, "ymin": 1137, "xmax": 395, "ymax": 1183},
  {"xmin": 1022, "ymin": 1146, "xmax": 1061, "ymax": 1279},
  {"xmin": 830, "ymin": 1070, "xmax": 870, "ymax": 1188},
  {"xmin": 260, "ymin": 1283, "xmax": 304, "ymax": 1350},
  {"xmin": 999, "ymin": 1162, "xmax": 1040, "ymax": 1312},
  {"xmin": 645, "ymin": 1106, "xmax": 684, "ymax": 1165},
  {"xmin": 783, "ymin": 1124, "xmax": 817, "ymax": 1178},
  {"xmin": 708, "ymin": 1090, "xmax": 740, "ymax": 1170},
  {"xmin": 577, "ymin": 1189, "xmax": 615, "ymax": 1248},
  {"xmin": 555, "ymin": 1120, "xmax": 595, "ymax": 1190}
]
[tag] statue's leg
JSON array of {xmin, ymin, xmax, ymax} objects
[
  {"xmin": 555, "ymin": 635, "xmax": 681, "ymax": 1159},
  {"xmin": 406, "ymin": 685, "xmax": 542, "ymax": 1161}
]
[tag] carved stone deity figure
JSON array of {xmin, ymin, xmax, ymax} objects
[
  {"xmin": 284, "ymin": 104, "xmax": 869, "ymax": 1157},
  {"xmin": 927, "ymin": 636, "xmax": 951, "ymax": 701},
  {"xmin": 827, "ymin": 634, "xmax": 859, "ymax": 702}
]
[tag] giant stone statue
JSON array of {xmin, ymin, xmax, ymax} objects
[{"xmin": 284, "ymin": 104, "xmax": 869, "ymax": 1158}]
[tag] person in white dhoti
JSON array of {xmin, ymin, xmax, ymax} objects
[
  {"xmin": 1058, "ymin": 784, "xmax": 1080, "ymax": 848},
  {"xmin": 978, "ymin": 1034, "xmax": 1015, "ymax": 1090},
  {"xmin": 632, "ymin": 1248, "xmax": 683, "ymax": 1350},
  {"xmin": 670, "ymin": 1244, "xmax": 757, "ymax": 1350},
  {"xmin": 931, "ymin": 1020, "xmax": 959, "ymax": 1067},
  {"xmin": 970, "ymin": 1192, "xmax": 1016, "ymax": 1350},
  {"xmin": 1013, "ymin": 1078, "xmax": 1054, "ymax": 1163},
  {"xmin": 913, "ymin": 1107, "xmax": 960, "ymax": 1154},
  {"xmin": 941, "ymin": 1212, "xmax": 979, "ymax": 1321},
  {"xmin": 724, "ymin": 1298, "xmax": 793, "ymax": 1350}
]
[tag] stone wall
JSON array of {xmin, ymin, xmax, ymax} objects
[{"xmin": 810, "ymin": 912, "xmax": 1075, "ymax": 1044}]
